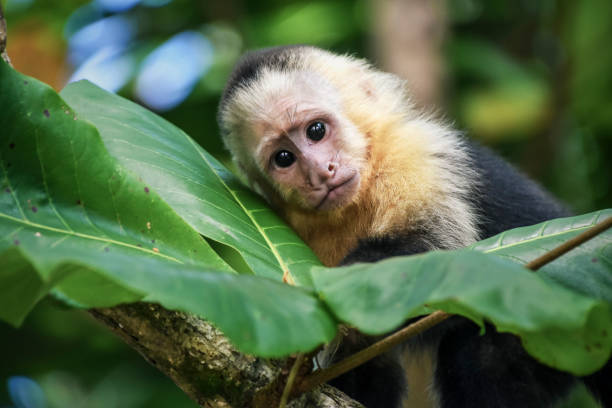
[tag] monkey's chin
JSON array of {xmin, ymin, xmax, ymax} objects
[{"xmin": 315, "ymin": 174, "xmax": 359, "ymax": 212}]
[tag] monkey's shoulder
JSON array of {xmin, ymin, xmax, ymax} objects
[{"xmin": 344, "ymin": 142, "xmax": 570, "ymax": 266}]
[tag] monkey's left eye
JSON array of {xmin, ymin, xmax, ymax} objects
[
  {"xmin": 274, "ymin": 150, "xmax": 296, "ymax": 168},
  {"xmin": 306, "ymin": 121, "xmax": 326, "ymax": 141}
]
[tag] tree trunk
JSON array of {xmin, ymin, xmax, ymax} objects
[
  {"xmin": 0, "ymin": 3, "xmax": 11, "ymax": 65},
  {"xmin": 370, "ymin": 0, "xmax": 447, "ymax": 109}
]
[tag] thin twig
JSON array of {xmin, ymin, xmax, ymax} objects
[
  {"xmin": 295, "ymin": 216, "xmax": 612, "ymax": 395},
  {"xmin": 525, "ymin": 216, "xmax": 612, "ymax": 270},
  {"xmin": 279, "ymin": 353, "xmax": 305, "ymax": 408},
  {"xmin": 295, "ymin": 310, "xmax": 449, "ymax": 395}
]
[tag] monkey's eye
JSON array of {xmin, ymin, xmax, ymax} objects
[
  {"xmin": 274, "ymin": 150, "xmax": 296, "ymax": 168},
  {"xmin": 306, "ymin": 121, "xmax": 326, "ymax": 141}
]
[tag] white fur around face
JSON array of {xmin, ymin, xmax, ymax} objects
[
  {"xmin": 220, "ymin": 67, "xmax": 368, "ymax": 211},
  {"xmin": 220, "ymin": 47, "xmax": 480, "ymax": 265}
]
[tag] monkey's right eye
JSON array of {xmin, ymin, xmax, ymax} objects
[{"xmin": 274, "ymin": 150, "xmax": 296, "ymax": 168}]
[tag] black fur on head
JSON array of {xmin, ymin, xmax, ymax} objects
[{"xmin": 217, "ymin": 45, "xmax": 311, "ymax": 129}]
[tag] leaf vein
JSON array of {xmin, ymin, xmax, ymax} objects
[
  {"xmin": 0, "ymin": 212, "xmax": 182, "ymax": 263},
  {"xmin": 35, "ymin": 131, "xmax": 74, "ymax": 231}
]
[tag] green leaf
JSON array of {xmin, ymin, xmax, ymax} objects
[
  {"xmin": 470, "ymin": 210, "xmax": 612, "ymax": 302},
  {"xmin": 60, "ymin": 81, "xmax": 321, "ymax": 286},
  {"xmin": 0, "ymin": 60, "xmax": 336, "ymax": 355},
  {"xmin": 311, "ymin": 248, "xmax": 612, "ymax": 375}
]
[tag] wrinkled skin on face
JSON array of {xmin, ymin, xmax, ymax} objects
[{"xmin": 229, "ymin": 70, "xmax": 368, "ymax": 213}]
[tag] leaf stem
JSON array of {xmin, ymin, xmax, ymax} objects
[
  {"xmin": 295, "ymin": 216, "xmax": 612, "ymax": 395},
  {"xmin": 279, "ymin": 353, "xmax": 305, "ymax": 408}
]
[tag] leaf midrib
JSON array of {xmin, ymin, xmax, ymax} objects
[
  {"xmin": 483, "ymin": 222, "xmax": 598, "ymax": 254},
  {"xmin": 183, "ymin": 136, "xmax": 295, "ymax": 284},
  {"xmin": 0, "ymin": 212, "xmax": 182, "ymax": 263}
]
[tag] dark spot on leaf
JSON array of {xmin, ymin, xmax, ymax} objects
[
  {"xmin": 6, "ymin": 163, "xmax": 11, "ymax": 167},
  {"xmin": 9, "ymin": 143, "xmax": 15, "ymax": 149},
  {"xmin": 104, "ymin": 247, "xmax": 110, "ymax": 252},
  {"xmin": 43, "ymin": 109, "xmax": 50, "ymax": 118},
  {"xmin": 14, "ymin": 239, "xmax": 19, "ymax": 245},
  {"xmin": 31, "ymin": 206, "xmax": 38, "ymax": 213},
  {"xmin": 586, "ymin": 345, "xmax": 592, "ymax": 352},
  {"xmin": 4, "ymin": 188, "xmax": 10, "ymax": 193},
  {"xmin": 23, "ymin": 80, "xmax": 28, "ymax": 85},
  {"xmin": 144, "ymin": 187, "xmax": 150, "ymax": 193},
  {"xmin": 137, "ymin": 244, "xmax": 142, "ymax": 247},
  {"xmin": 76, "ymin": 199, "xmax": 82, "ymax": 205},
  {"xmin": 592, "ymin": 257, "xmax": 598, "ymax": 263},
  {"xmin": 151, "ymin": 239, "xmax": 155, "ymax": 243},
  {"xmin": 595, "ymin": 343, "xmax": 602, "ymax": 349},
  {"xmin": 603, "ymin": 331, "xmax": 608, "ymax": 337}
]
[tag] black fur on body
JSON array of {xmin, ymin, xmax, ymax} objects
[{"xmin": 335, "ymin": 143, "xmax": 590, "ymax": 408}]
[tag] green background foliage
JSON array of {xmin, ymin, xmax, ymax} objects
[{"xmin": 1, "ymin": 0, "xmax": 611, "ymax": 406}]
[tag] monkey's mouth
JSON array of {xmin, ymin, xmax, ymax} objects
[{"xmin": 315, "ymin": 174, "xmax": 358, "ymax": 211}]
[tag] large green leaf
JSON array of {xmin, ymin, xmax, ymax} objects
[
  {"xmin": 311, "ymin": 249, "xmax": 611, "ymax": 375},
  {"xmin": 0, "ymin": 60, "xmax": 336, "ymax": 355},
  {"xmin": 60, "ymin": 81, "xmax": 320, "ymax": 286},
  {"xmin": 470, "ymin": 210, "xmax": 612, "ymax": 302}
]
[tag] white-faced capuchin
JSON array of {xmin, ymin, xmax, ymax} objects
[{"xmin": 218, "ymin": 45, "xmax": 610, "ymax": 408}]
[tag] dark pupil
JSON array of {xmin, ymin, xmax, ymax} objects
[
  {"xmin": 274, "ymin": 150, "xmax": 295, "ymax": 168},
  {"xmin": 306, "ymin": 121, "xmax": 325, "ymax": 141}
]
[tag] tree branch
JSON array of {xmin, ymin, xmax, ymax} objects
[
  {"xmin": 90, "ymin": 304, "xmax": 278, "ymax": 407},
  {"xmin": 90, "ymin": 304, "xmax": 363, "ymax": 408}
]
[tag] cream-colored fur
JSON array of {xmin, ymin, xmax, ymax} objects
[{"xmin": 220, "ymin": 47, "xmax": 478, "ymax": 266}]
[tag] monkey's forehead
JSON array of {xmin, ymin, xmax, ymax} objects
[{"xmin": 220, "ymin": 68, "xmax": 341, "ymax": 130}]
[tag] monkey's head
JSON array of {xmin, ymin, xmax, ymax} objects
[{"xmin": 218, "ymin": 46, "xmax": 371, "ymax": 213}]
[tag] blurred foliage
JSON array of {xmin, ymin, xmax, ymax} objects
[
  {"xmin": 0, "ymin": 299, "xmax": 195, "ymax": 407},
  {"xmin": 1, "ymin": 0, "xmax": 610, "ymax": 406},
  {"xmin": 446, "ymin": 0, "xmax": 612, "ymax": 213}
]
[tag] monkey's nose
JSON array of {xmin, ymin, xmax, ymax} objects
[{"xmin": 307, "ymin": 161, "xmax": 337, "ymax": 186}]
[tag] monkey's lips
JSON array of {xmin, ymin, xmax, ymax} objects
[{"xmin": 315, "ymin": 174, "xmax": 358, "ymax": 211}]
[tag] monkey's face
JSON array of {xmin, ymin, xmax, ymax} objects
[
  {"xmin": 225, "ymin": 70, "xmax": 368, "ymax": 212},
  {"xmin": 256, "ymin": 108, "xmax": 363, "ymax": 212}
]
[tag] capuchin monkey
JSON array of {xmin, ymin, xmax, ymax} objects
[{"xmin": 218, "ymin": 45, "xmax": 610, "ymax": 408}]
